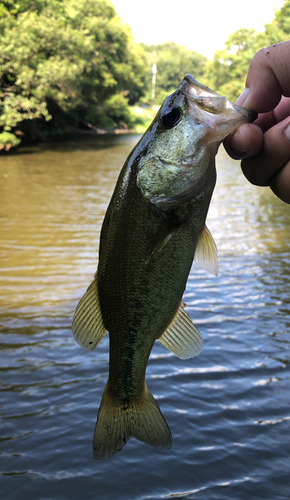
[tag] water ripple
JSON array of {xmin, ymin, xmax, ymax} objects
[{"xmin": 1, "ymin": 140, "xmax": 290, "ymax": 500}]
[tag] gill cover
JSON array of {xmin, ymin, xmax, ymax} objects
[{"xmin": 137, "ymin": 75, "xmax": 257, "ymax": 207}]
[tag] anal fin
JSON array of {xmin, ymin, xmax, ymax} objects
[
  {"xmin": 72, "ymin": 272, "xmax": 107, "ymax": 351},
  {"xmin": 159, "ymin": 302, "xmax": 203, "ymax": 359}
]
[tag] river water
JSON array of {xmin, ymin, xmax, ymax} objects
[{"xmin": 1, "ymin": 135, "xmax": 290, "ymax": 500}]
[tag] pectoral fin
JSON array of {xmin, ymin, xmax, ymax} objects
[
  {"xmin": 159, "ymin": 302, "xmax": 203, "ymax": 359},
  {"xmin": 72, "ymin": 273, "xmax": 107, "ymax": 351},
  {"xmin": 146, "ymin": 212, "xmax": 183, "ymax": 264},
  {"xmin": 194, "ymin": 224, "xmax": 219, "ymax": 276}
]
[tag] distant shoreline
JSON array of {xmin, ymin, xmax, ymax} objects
[{"xmin": 69, "ymin": 127, "xmax": 138, "ymax": 135}]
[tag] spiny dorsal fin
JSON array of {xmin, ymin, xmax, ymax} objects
[
  {"xmin": 194, "ymin": 224, "xmax": 219, "ymax": 276},
  {"xmin": 159, "ymin": 302, "xmax": 203, "ymax": 359},
  {"xmin": 146, "ymin": 212, "xmax": 183, "ymax": 264},
  {"xmin": 72, "ymin": 273, "xmax": 107, "ymax": 351}
]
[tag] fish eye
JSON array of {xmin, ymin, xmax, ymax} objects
[{"xmin": 160, "ymin": 106, "xmax": 181, "ymax": 129}]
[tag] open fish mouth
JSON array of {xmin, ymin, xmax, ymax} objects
[{"xmin": 182, "ymin": 74, "xmax": 257, "ymax": 124}]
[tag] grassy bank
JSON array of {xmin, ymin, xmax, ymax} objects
[{"xmin": 130, "ymin": 105, "xmax": 160, "ymax": 133}]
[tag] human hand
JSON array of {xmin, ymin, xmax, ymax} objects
[{"xmin": 223, "ymin": 41, "xmax": 290, "ymax": 204}]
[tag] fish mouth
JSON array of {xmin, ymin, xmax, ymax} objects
[
  {"xmin": 182, "ymin": 74, "xmax": 258, "ymax": 124},
  {"xmin": 232, "ymin": 102, "xmax": 257, "ymax": 123}
]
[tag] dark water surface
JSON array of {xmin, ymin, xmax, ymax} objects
[{"xmin": 1, "ymin": 135, "xmax": 290, "ymax": 500}]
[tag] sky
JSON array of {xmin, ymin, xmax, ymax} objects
[{"xmin": 111, "ymin": 0, "xmax": 285, "ymax": 59}]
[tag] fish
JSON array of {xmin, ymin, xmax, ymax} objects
[{"xmin": 72, "ymin": 75, "xmax": 257, "ymax": 460}]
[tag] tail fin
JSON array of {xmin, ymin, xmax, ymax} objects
[{"xmin": 93, "ymin": 383, "xmax": 172, "ymax": 459}]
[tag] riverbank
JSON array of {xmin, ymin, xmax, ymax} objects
[{"xmin": 0, "ymin": 105, "xmax": 160, "ymax": 152}]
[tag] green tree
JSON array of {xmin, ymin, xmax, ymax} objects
[
  {"xmin": 205, "ymin": 28, "xmax": 263, "ymax": 101},
  {"xmin": 0, "ymin": 0, "xmax": 147, "ymax": 146},
  {"xmin": 263, "ymin": 0, "xmax": 290, "ymax": 44},
  {"xmin": 206, "ymin": 0, "xmax": 290, "ymax": 102},
  {"xmin": 140, "ymin": 42, "xmax": 208, "ymax": 105}
]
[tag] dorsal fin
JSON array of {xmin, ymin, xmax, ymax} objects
[
  {"xmin": 158, "ymin": 302, "xmax": 203, "ymax": 359},
  {"xmin": 194, "ymin": 224, "xmax": 219, "ymax": 276},
  {"xmin": 72, "ymin": 273, "xmax": 107, "ymax": 351}
]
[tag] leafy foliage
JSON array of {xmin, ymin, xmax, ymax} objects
[
  {"xmin": 140, "ymin": 42, "xmax": 208, "ymax": 105},
  {"xmin": 0, "ymin": 0, "xmax": 147, "ymax": 146},
  {"xmin": 205, "ymin": 28, "xmax": 262, "ymax": 101},
  {"xmin": 206, "ymin": 0, "xmax": 290, "ymax": 102},
  {"xmin": 0, "ymin": 131, "xmax": 21, "ymax": 150},
  {"xmin": 264, "ymin": 0, "xmax": 290, "ymax": 42},
  {"xmin": 1, "ymin": 0, "xmax": 290, "ymax": 149}
]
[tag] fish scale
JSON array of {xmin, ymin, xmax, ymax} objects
[{"xmin": 72, "ymin": 74, "xmax": 257, "ymax": 459}]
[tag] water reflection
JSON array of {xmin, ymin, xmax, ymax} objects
[
  {"xmin": 1, "ymin": 136, "xmax": 290, "ymax": 500},
  {"xmin": 209, "ymin": 147, "xmax": 290, "ymax": 256},
  {"xmin": 1, "ymin": 136, "xmax": 138, "ymax": 322}
]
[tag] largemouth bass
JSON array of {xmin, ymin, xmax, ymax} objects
[{"xmin": 72, "ymin": 75, "xmax": 256, "ymax": 459}]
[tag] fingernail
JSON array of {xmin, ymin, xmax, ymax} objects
[
  {"xmin": 284, "ymin": 122, "xmax": 290, "ymax": 141},
  {"xmin": 236, "ymin": 88, "xmax": 250, "ymax": 107}
]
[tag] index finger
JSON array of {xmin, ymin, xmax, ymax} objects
[{"xmin": 239, "ymin": 41, "xmax": 290, "ymax": 113}]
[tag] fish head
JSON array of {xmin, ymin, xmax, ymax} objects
[{"xmin": 137, "ymin": 74, "xmax": 257, "ymax": 207}]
